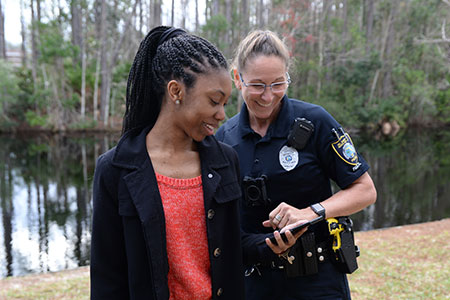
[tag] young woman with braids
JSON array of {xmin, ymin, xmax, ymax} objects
[{"xmin": 90, "ymin": 26, "xmax": 259, "ymax": 299}]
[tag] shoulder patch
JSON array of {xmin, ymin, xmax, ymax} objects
[{"xmin": 331, "ymin": 132, "xmax": 359, "ymax": 167}]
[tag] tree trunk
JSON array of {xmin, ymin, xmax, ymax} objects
[
  {"xmin": 80, "ymin": 6, "xmax": 87, "ymax": 120},
  {"xmin": 0, "ymin": 0, "xmax": 6, "ymax": 59},
  {"xmin": 36, "ymin": 0, "xmax": 41, "ymax": 22},
  {"xmin": 382, "ymin": 2, "xmax": 398, "ymax": 99},
  {"xmin": 212, "ymin": 0, "xmax": 220, "ymax": 16},
  {"xmin": 364, "ymin": 0, "xmax": 374, "ymax": 54},
  {"xmin": 258, "ymin": 0, "xmax": 264, "ymax": 28},
  {"xmin": 367, "ymin": 2, "xmax": 395, "ymax": 105},
  {"xmin": 99, "ymin": 0, "xmax": 109, "ymax": 127},
  {"xmin": 240, "ymin": 0, "xmax": 249, "ymax": 38},
  {"xmin": 139, "ymin": 0, "xmax": 143, "ymax": 34},
  {"xmin": 93, "ymin": 0, "xmax": 103, "ymax": 122},
  {"xmin": 306, "ymin": 1, "xmax": 316, "ymax": 88},
  {"xmin": 225, "ymin": 0, "xmax": 232, "ymax": 46},
  {"xmin": 181, "ymin": 0, "xmax": 186, "ymax": 28},
  {"xmin": 70, "ymin": 0, "xmax": 83, "ymax": 64},
  {"xmin": 20, "ymin": 0, "xmax": 27, "ymax": 67},
  {"xmin": 195, "ymin": 0, "xmax": 199, "ymax": 32},
  {"xmin": 31, "ymin": 0, "xmax": 39, "ymax": 93},
  {"xmin": 153, "ymin": 0, "xmax": 161, "ymax": 28},
  {"xmin": 171, "ymin": 0, "xmax": 175, "ymax": 26},
  {"xmin": 316, "ymin": 0, "xmax": 330, "ymax": 98},
  {"xmin": 341, "ymin": 0, "xmax": 348, "ymax": 51},
  {"xmin": 99, "ymin": 0, "xmax": 140, "ymax": 127},
  {"xmin": 93, "ymin": 50, "xmax": 100, "ymax": 122}
]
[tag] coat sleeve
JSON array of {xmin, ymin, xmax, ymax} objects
[
  {"xmin": 90, "ymin": 152, "xmax": 130, "ymax": 300},
  {"xmin": 241, "ymin": 232, "xmax": 279, "ymax": 265}
]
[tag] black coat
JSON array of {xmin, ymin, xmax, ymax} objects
[{"xmin": 90, "ymin": 127, "xmax": 245, "ymax": 300}]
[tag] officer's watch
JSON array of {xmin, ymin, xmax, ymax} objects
[{"xmin": 310, "ymin": 203, "xmax": 326, "ymax": 220}]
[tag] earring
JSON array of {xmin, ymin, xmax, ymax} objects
[{"xmin": 175, "ymin": 99, "xmax": 181, "ymax": 105}]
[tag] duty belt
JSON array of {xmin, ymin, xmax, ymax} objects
[{"xmin": 246, "ymin": 232, "xmax": 332, "ymax": 277}]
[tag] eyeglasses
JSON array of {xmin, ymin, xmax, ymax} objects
[{"xmin": 239, "ymin": 72, "xmax": 291, "ymax": 95}]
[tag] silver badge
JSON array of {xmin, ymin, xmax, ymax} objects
[{"xmin": 279, "ymin": 145, "xmax": 299, "ymax": 171}]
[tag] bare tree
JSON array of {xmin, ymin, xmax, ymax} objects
[
  {"xmin": 20, "ymin": 0, "xmax": 27, "ymax": 67},
  {"xmin": 153, "ymin": 0, "xmax": 161, "ymax": 28},
  {"xmin": 316, "ymin": 0, "xmax": 332, "ymax": 98},
  {"xmin": 99, "ymin": 0, "xmax": 140, "ymax": 127},
  {"xmin": 364, "ymin": 0, "xmax": 375, "ymax": 54},
  {"xmin": 99, "ymin": 0, "xmax": 109, "ymax": 126},
  {"xmin": 225, "ymin": 0, "xmax": 232, "ymax": 44},
  {"xmin": 139, "ymin": 0, "xmax": 143, "ymax": 34},
  {"xmin": 241, "ymin": 0, "xmax": 249, "ymax": 38},
  {"xmin": 212, "ymin": 0, "xmax": 220, "ymax": 16},
  {"xmin": 36, "ymin": 0, "xmax": 41, "ymax": 22},
  {"xmin": 0, "ymin": 0, "xmax": 6, "ymax": 59},
  {"xmin": 80, "ymin": 4, "xmax": 87, "ymax": 121},
  {"xmin": 171, "ymin": 0, "xmax": 175, "ymax": 26},
  {"xmin": 368, "ymin": 1, "xmax": 396, "ymax": 104},
  {"xmin": 30, "ymin": 0, "xmax": 39, "ymax": 94},
  {"xmin": 181, "ymin": 0, "xmax": 186, "ymax": 28},
  {"xmin": 257, "ymin": 0, "xmax": 265, "ymax": 28},
  {"xmin": 195, "ymin": 0, "xmax": 199, "ymax": 32},
  {"xmin": 381, "ymin": 2, "xmax": 398, "ymax": 99},
  {"xmin": 71, "ymin": 0, "xmax": 83, "ymax": 64},
  {"xmin": 341, "ymin": 0, "xmax": 348, "ymax": 50}
]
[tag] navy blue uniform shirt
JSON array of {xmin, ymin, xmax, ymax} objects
[{"xmin": 216, "ymin": 96, "xmax": 369, "ymax": 265}]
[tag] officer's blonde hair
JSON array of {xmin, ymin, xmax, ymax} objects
[{"xmin": 232, "ymin": 30, "xmax": 290, "ymax": 72}]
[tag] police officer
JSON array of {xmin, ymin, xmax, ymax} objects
[{"xmin": 216, "ymin": 30, "xmax": 377, "ymax": 300}]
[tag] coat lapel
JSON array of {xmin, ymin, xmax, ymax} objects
[
  {"xmin": 112, "ymin": 127, "xmax": 169, "ymax": 299},
  {"xmin": 198, "ymin": 136, "xmax": 227, "ymax": 203},
  {"xmin": 123, "ymin": 161, "xmax": 169, "ymax": 299}
]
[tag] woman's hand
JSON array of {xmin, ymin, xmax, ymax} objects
[
  {"xmin": 263, "ymin": 220, "xmax": 308, "ymax": 255},
  {"xmin": 263, "ymin": 202, "xmax": 316, "ymax": 230}
]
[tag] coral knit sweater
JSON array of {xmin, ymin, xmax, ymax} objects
[{"xmin": 156, "ymin": 172, "xmax": 212, "ymax": 300}]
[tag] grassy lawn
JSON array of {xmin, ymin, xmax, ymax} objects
[
  {"xmin": 350, "ymin": 219, "xmax": 450, "ymax": 299},
  {"xmin": 1, "ymin": 219, "xmax": 449, "ymax": 299},
  {"xmin": 0, "ymin": 267, "xmax": 89, "ymax": 300}
]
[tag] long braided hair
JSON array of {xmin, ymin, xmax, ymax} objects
[{"xmin": 122, "ymin": 26, "xmax": 228, "ymax": 135}]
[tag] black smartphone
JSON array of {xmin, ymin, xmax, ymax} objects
[{"xmin": 257, "ymin": 216, "xmax": 323, "ymax": 246}]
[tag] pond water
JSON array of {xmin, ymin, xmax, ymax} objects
[{"xmin": 0, "ymin": 128, "xmax": 449, "ymax": 278}]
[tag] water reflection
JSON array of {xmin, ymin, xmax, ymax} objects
[
  {"xmin": 351, "ymin": 128, "xmax": 450, "ymax": 231},
  {"xmin": 0, "ymin": 129, "xmax": 450, "ymax": 278},
  {"xmin": 0, "ymin": 133, "xmax": 119, "ymax": 278}
]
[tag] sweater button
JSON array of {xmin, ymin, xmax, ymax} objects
[
  {"xmin": 207, "ymin": 209, "xmax": 215, "ymax": 219},
  {"xmin": 214, "ymin": 248, "xmax": 221, "ymax": 257},
  {"xmin": 216, "ymin": 288, "xmax": 223, "ymax": 296},
  {"xmin": 208, "ymin": 173, "xmax": 213, "ymax": 178}
]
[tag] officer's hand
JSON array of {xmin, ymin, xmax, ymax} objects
[
  {"xmin": 264, "ymin": 220, "xmax": 308, "ymax": 254},
  {"xmin": 263, "ymin": 202, "xmax": 306, "ymax": 229}
]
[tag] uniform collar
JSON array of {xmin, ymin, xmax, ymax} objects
[
  {"xmin": 112, "ymin": 126, "xmax": 229, "ymax": 170},
  {"xmin": 238, "ymin": 95, "xmax": 294, "ymax": 139}
]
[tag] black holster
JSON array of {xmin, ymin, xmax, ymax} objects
[{"xmin": 329, "ymin": 216, "xmax": 360, "ymax": 274}]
